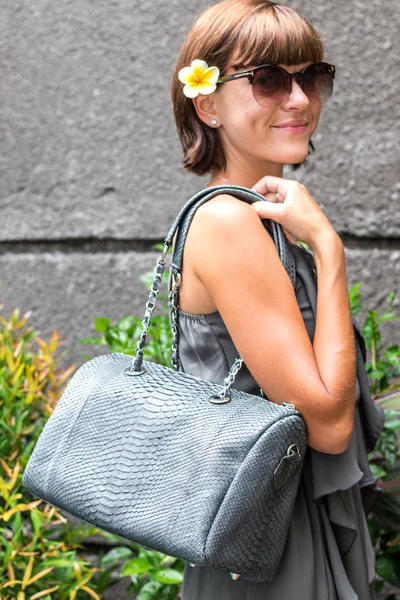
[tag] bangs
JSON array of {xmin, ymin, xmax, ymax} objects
[{"xmin": 226, "ymin": 4, "xmax": 325, "ymax": 71}]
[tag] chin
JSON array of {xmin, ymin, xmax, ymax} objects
[{"xmin": 280, "ymin": 146, "xmax": 309, "ymax": 164}]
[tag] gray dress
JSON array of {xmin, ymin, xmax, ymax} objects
[{"xmin": 169, "ymin": 230, "xmax": 385, "ymax": 600}]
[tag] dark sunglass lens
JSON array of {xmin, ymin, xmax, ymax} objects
[
  {"xmin": 252, "ymin": 66, "xmax": 289, "ymax": 105},
  {"xmin": 303, "ymin": 64, "xmax": 334, "ymax": 105}
]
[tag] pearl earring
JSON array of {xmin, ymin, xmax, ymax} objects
[{"xmin": 210, "ymin": 119, "xmax": 217, "ymax": 126}]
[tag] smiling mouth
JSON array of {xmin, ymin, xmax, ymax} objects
[{"xmin": 272, "ymin": 124, "xmax": 308, "ymax": 133}]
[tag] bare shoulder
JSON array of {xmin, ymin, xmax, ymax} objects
[
  {"xmin": 194, "ymin": 193, "xmax": 259, "ymax": 223},
  {"xmin": 186, "ymin": 193, "xmax": 275, "ymax": 267}
]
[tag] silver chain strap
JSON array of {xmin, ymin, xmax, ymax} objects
[
  {"xmin": 126, "ymin": 244, "xmax": 169, "ymax": 374},
  {"xmin": 126, "ymin": 242, "xmax": 266, "ymax": 400},
  {"xmin": 218, "ymin": 356, "xmax": 244, "ymax": 399}
]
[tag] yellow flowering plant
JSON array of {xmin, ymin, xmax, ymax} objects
[{"xmin": 178, "ymin": 59, "xmax": 220, "ymax": 98}]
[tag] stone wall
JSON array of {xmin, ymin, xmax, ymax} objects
[{"xmin": 1, "ymin": 0, "xmax": 399, "ymax": 372}]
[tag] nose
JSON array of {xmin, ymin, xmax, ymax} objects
[{"xmin": 282, "ymin": 78, "xmax": 310, "ymax": 108}]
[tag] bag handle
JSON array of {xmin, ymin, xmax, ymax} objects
[{"xmin": 125, "ymin": 185, "xmax": 296, "ymax": 403}]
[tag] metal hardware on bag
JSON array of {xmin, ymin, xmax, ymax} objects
[
  {"xmin": 209, "ymin": 393, "xmax": 232, "ymax": 404},
  {"xmin": 168, "ymin": 280, "xmax": 181, "ymax": 372},
  {"xmin": 230, "ymin": 573, "xmax": 241, "ymax": 580},
  {"xmin": 282, "ymin": 402, "xmax": 296, "ymax": 410},
  {"xmin": 124, "ymin": 365, "xmax": 146, "ymax": 376},
  {"xmin": 189, "ymin": 563, "xmax": 196, "ymax": 567},
  {"xmin": 171, "ymin": 272, "xmax": 181, "ymax": 291},
  {"xmin": 286, "ymin": 443, "xmax": 300, "ymax": 456},
  {"xmin": 208, "ymin": 356, "xmax": 244, "ymax": 403},
  {"xmin": 260, "ymin": 388, "xmax": 266, "ymax": 398}
]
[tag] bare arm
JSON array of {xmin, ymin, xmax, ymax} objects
[
  {"xmin": 187, "ymin": 193, "xmax": 356, "ymax": 455},
  {"xmin": 309, "ymin": 231, "xmax": 357, "ymax": 449}
]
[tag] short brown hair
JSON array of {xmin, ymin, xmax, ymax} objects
[{"xmin": 170, "ymin": 0, "xmax": 325, "ymax": 176}]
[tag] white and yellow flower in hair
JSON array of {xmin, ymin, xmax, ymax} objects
[{"xmin": 178, "ymin": 59, "xmax": 220, "ymax": 98}]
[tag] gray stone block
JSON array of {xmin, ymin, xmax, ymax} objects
[
  {"xmin": 0, "ymin": 247, "xmax": 398, "ymax": 376},
  {"xmin": 0, "ymin": 250, "xmax": 163, "ymax": 370},
  {"xmin": 1, "ymin": 0, "xmax": 399, "ymax": 240},
  {"xmin": 0, "ymin": 0, "xmax": 399, "ymax": 394}
]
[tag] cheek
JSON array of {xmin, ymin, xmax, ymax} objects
[{"xmin": 309, "ymin": 109, "xmax": 322, "ymax": 136}]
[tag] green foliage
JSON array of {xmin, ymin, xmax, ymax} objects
[
  {"xmin": 99, "ymin": 542, "xmax": 185, "ymax": 599},
  {"xmin": 0, "ymin": 304, "xmax": 112, "ymax": 599},
  {"xmin": 350, "ymin": 285, "xmax": 400, "ymax": 396},
  {"xmin": 349, "ymin": 285, "xmax": 400, "ymax": 594}
]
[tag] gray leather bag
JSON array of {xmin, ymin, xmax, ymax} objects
[{"xmin": 22, "ymin": 185, "xmax": 307, "ymax": 583}]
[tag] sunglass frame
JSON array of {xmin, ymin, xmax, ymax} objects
[{"xmin": 217, "ymin": 61, "xmax": 336, "ymax": 96}]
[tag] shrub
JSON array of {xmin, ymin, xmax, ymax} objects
[
  {"xmin": 0, "ymin": 305, "xmax": 114, "ymax": 599},
  {"xmin": 349, "ymin": 286, "xmax": 400, "ymax": 594}
]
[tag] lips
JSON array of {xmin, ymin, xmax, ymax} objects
[{"xmin": 273, "ymin": 119, "xmax": 309, "ymax": 127}]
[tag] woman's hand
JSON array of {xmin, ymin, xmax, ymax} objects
[{"xmin": 251, "ymin": 175, "xmax": 337, "ymax": 248}]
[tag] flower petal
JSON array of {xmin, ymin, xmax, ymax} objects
[
  {"xmin": 183, "ymin": 83, "xmax": 201, "ymax": 98},
  {"xmin": 199, "ymin": 81, "xmax": 217, "ymax": 95},
  {"xmin": 178, "ymin": 66, "xmax": 197, "ymax": 85},
  {"xmin": 202, "ymin": 66, "xmax": 220, "ymax": 84},
  {"xmin": 191, "ymin": 60, "xmax": 209, "ymax": 81},
  {"xmin": 191, "ymin": 59, "xmax": 209, "ymax": 71}
]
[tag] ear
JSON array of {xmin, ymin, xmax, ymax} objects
[{"xmin": 192, "ymin": 92, "xmax": 220, "ymax": 128}]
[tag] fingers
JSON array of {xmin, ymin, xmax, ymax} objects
[
  {"xmin": 251, "ymin": 175, "xmax": 288, "ymax": 197},
  {"xmin": 252, "ymin": 175, "xmax": 304, "ymax": 202},
  {"xmin": 251, "ymin": 200, "xmax": 283, "ymax": 222}
]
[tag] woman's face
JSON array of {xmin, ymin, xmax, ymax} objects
[{"xmin": 208, "ymin": 61, "xmax": 322, "ymax": 172}]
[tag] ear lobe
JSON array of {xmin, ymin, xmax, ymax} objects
[{"xmin": 192, "ymin": 94, "xmax": 219, "ymax": 128}]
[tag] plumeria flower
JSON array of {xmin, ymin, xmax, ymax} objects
[{"xmin": 178, "ymin": 59, "xmax": 220, "ymax": 98}]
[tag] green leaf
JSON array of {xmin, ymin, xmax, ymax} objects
[
  {"xmin": 30, "ymin": 509, "xmax": 44, "ymax": 536},
  {"xmin": 137, "ymin": 580, "xmax": 163, "ymax": 600},
  {"xmin": 160, "ymin": 555, "xmax": 180, "ymax": 566},
  {"xmin": 376, "ymin": 429, "xmax": 399, "ymax": 465},
  {"xmin": 369, "ymin": 463, "xmax": 387, "ymax": 478},
  {"xmin": 1, "ymin": 539, "xmax": 13, "ymax": 569},
  {"xmin": 380, "ymin": 313, "xmax": 400, "ymax": 322},
  {"xmin": 383, "ymin": 420, "xmax": 400, "ymax": 432},
  {"xmin": 375, "ymin": 556, "xmax": 396, "ymax": 581},
  {"xmin": 13, "ymin": 510, "xmax": 23, "ymax": 545},
  {"xmin": 151, "ymin": 568, "xmax": 184, "ymax": 585},
  {"xmin": 95, "ymin": 317, "xmax": 111, "ymax": 332},
  {"xmin": 41, "ymin": 558, "xmax": 77, "ymax": 568},
  {"xmin": 121, "ymin": 557, "xmax": 155, "ymax": 576},
  {"xmin": 101, "ymin": 546, "xmax": 134, "ymax": 565}
]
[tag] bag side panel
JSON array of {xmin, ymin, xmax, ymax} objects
[
  {"xmin": 22, "ymin": 353, "xmax": 121, "ymax": 501},
  {"xmin": 205, "ymin": 415, "xmax": 306, "ymax": 581}
]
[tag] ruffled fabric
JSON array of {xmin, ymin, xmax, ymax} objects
[{"xmin": 169, "ymin": 234, "xmax": 385, "ymax": 600}]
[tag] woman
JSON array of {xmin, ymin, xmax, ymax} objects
[{"xmin": 169, "ymin": 1, "xmax": 385, "ymax": 598}]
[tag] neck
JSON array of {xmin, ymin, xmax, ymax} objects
[{"xmin": 208, "ymin": 162, "xmax": 284, "ymax": 188}]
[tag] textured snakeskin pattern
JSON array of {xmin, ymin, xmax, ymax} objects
[
  {"xmin": 22, "ymin": 353, "xmax": 306, "ymax": 582},
  {"xmin": 22, "ymin": 185, "xmax": 307, "ymax": 582}
]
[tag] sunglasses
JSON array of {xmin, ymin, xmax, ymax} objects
[{"xmin": 217, "ymin": 61, "xmax": 336, "ymax": 107}]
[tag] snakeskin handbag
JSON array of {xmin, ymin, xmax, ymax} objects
[{"xmin": 22, "ymin": 185, "xmax": 307, "ymax": 583}]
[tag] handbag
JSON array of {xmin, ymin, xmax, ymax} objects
[{"xmin": 22, "ymin": 184, "xmax": 307, "ymax": 583}]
